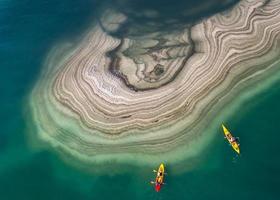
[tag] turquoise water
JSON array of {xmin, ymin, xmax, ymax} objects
[{"xmin": 1, "ymin": 0, "xmax": 280, "ymax": 199}]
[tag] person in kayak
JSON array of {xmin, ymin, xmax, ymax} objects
[{"xmin": 229, "ymin": 136, "xmax": 240, "ymax": 146}]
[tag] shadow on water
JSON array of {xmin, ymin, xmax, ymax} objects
[{"xmin": 108, "ymin": 0, "xmax": 240, "ymax": 37}]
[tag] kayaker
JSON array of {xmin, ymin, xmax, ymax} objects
[
  {"xmin": 222, "ymin": 124, "xmax": 241, "ymax": 154},
  {"xmin": 151, "ymin": 163, "xmax": 165, "ymax": 191},
  {"xmin": 229, "ymin": 137, "xmax": 236, "ymax": 143},
  {"xmin": 229, "ymin": 136, "xmax": 240, "ymax": 146}
]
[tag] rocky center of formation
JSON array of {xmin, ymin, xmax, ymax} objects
[{"xmin": 109, "ymin": 29, "xmax": 194, "ymax": 90}]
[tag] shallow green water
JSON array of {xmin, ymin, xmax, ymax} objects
[{"xmin": 1, "ymin": 0, "xmax": 280, "ymax": 199}]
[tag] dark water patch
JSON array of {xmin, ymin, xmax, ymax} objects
[
  {"xmin": 0, "ymin": 0, "xmax": 101, "ymax": 96},
  {"xmin": 108, "ymin": 0, "xmax": 240, "ymax": 35}
]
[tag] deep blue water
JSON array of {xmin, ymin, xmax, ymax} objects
[{"xmin": 1, "ymin": 0, "xmax": 280, "ymax": 199}]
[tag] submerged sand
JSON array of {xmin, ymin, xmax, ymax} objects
[{"xmin": 29, "ymin": 0, "xmax": 280, "ymax": 169}]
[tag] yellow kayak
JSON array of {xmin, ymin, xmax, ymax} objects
[
  {"xmin": 222, "ymin": 124, "xmax": 240, "ymax": 154},
  {"xmin": 154, "ymin": 163, "xmax": 165, "ymax": 192}
]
